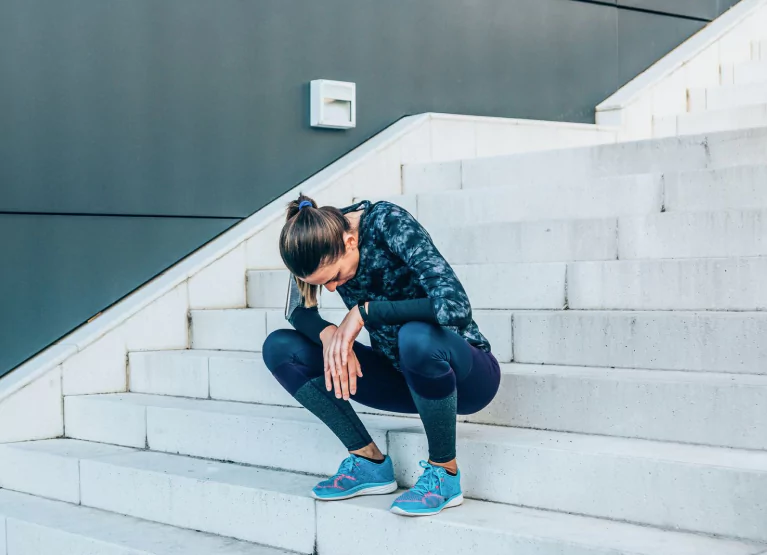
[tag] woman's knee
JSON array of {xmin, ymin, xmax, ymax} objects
[
  {"xmin": 262, "ymin": 329, "xmax": 304, "ymax": 371},
  {"xmin": 397, "ymin": 322, "xmax": 442, "ymax": 367}
]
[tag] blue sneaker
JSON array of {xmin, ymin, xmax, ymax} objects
[
  {"xmin": 390, "ymin": 461, "xmax": 464, "ymax": 516},
  {"xmin": 311, "ymin": 454, "xmax": 398, "ymax": 501}
]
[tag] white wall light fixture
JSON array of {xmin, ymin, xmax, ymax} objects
[{"xmin": 310, "ymin": 80, "xmax": 356, "ymax": 129}]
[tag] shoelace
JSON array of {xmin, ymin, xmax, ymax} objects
[
  {"xmin": 335, "ymin": 455, "xmax": 357, "ymax": 476},
  {"xmin": 410, "ymin": 460, "xmax": 443, "ymax": 495}
]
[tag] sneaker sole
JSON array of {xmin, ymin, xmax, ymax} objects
[
  {"xmin": 390, "ymin": 493, "xmax": 464, "ymax": 517},
  {"xmin": 311, "ymin": 481, "xmax": 398, "ymax": 501}
]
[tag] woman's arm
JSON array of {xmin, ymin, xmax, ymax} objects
[
  {"xmin": 288, "ymin": 306, "xmax": 337, "ymax": 345},
  {"xmin": 368, "ymin": 205, "xmax": 473, "ymax": 328}
]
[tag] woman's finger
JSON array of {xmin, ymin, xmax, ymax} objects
[
  {"xmin": 336, "ymin": 343, "xmax": 350, "ymax": 401},
  {"xmin": 331, "ymin": 363, "xmax": 342, "ymax": 398},
  {"xmin": 347, "ymin": 354, "xmax": 357, "ymax": 396},
  {"xmin": 324, "ymin": 344, "xmax": 336, "ymax": 392}
]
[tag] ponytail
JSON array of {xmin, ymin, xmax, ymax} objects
[{"xmin": 280, "ymin": 194, "xmax": 350, "ymax": 307}]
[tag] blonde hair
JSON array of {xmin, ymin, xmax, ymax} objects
[{"xmin": 279, "ymin": 194, "xmax": 350, "ymax": 307}]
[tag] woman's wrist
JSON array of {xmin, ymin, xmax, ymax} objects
[{"xmin": 319, "ymin": 324, "xmax": 337, "ymax": 344}]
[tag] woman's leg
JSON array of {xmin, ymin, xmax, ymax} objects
[
  {"xmin": 397, "ymin": 321, "xmax": 501, "ymax": 466},
  {"xmin": 262, "ymin": 329, "xmax": 417, "ymax": 454}
]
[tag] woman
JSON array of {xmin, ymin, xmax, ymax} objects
[{"xmin": 262, "ymin": 194, "xmax": 500, "ymax": 517}]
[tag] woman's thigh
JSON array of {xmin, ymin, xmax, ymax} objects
[
  {"xmin": 397, "ymin": 322, "xmax": 501, "ymax": 415},
  {"xmin": 262, "ymin": 329, "xmax": 417, "ymax": 414}
]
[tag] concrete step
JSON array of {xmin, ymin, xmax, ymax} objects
[
  {"xmin": 389, "ymin": 423, "xmax": 767, "ymax": 542},
  {"xmin": 721, "ymin": 60, "xmax": 767, "ymax": 86},
  {"xmin": 568, "ymin": 257, "xmax": 767, "ymax": 310},
  {"xmin": 63, "ymin": 393, "xmax": 418, "ymax": 471},
  {"xmin": 190, "ymin": 307, "xmax": 514, "ymax": 362},
  {"xmin": 402, "ymin": 127, "xmax": 767, "ymax": 194},
  {"xmin": 130, "ymin": 349, "xmax": 767, "ymax": 450},
  {"xmin": 319, "ymin": 494, "xmax": 765, "ymax": 555},
  {"xmin": 470, "ymin": 363, "xmax": 767, "ymax": 450},
  {"xmin": 2, "ymin": 441, "xmax": 760, "ymax": 555},
  {"xmin": 414, "ymin": 176, "xmax": 662, "ymax": 228},
  {"xmin": 0, "ymin": 488, "xmax": 282, "ymax": 555},
  {"xmin": 0, "ymin": 439, "xmax": 318, "ymax": 553},
  {"xmin": 249, "ymin": 265, "xmax": 568, "ymax": 312},
  {"xmin": 192, "ymin": 307, "xmax": 767, "ymax": 373},
  {"xmin": 689, "ymin": 82, "xmax": 767, "ymax": 112},
  {"xmin": 514, "ymin": 310, "xmax": 767, "ymax": 374},
  {"xmin": 59, "ymin": 396, "xmax": 767, "ymax": 541},
  {"xmin": 619, "ymin": 209, "xmax": 767, "ymax": 259},
  {"xmin": 429, "ymin": 218, "xmax": 619, "ymax": 263},
  {"xmin": 249, "ymin": 256, "xmax": 767, "ymax": 313},
  {"xmin": 664, "ymin": 164, "xmax": 767, "ymax": 212},
  {"xmin": 247, "ymin": 217, "xmax": 620, "ymax": 267},
  {"xmin": 655, "ymin": 104, "xmax": 767, "ymax": 137},
  {"xmin": 129, "ymin": 349, "xmax": 413, "ymax": 420}
]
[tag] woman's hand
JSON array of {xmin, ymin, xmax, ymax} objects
[{"xmin": 321, "ymin": 307, "xmax": 365, "ymax": 400}]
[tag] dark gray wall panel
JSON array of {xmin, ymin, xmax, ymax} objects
[
  {"xmin": 617, "ymin": 0, "xmax": 740, "ymax": 20},
  {"xmin": 0, "ymin": 0, "xmax": 705, "ymax": 219},
  {"xmin": 617, "ymin": 9, "xmax": 705, "ymax": 85},
  {"xmin": 0, "ymin": 215, "xmax": 237, "ymax": 376}
]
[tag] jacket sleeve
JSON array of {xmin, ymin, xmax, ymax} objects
[
  {"xmin": 375, "ymin": 205, "xmax": 473, "ymax": 328},
  {"xmin": 285, "ymin": 275, "xmax": 335, "ymax": 344},
  {"xmin": 288, "ymin": 306, "xmax": 336, "ymax": 345}
]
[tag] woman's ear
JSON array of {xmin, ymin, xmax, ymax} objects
[{"xmin": 344, "ymin": 231, "xmax": 358, "ymax": 251}]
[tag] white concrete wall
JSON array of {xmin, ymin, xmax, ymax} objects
[{"xmin": 596, "ymin": 0, "xmax": 767, "ymax": 140}]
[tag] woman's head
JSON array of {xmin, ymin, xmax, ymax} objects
[{"xmin": 280, "ymin": 194, "xmax": 360, "ymax": 306}]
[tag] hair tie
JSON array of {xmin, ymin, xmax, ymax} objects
[{"xmin": 298, "ymin": 200, "xmax": 313, "ymax": 211}]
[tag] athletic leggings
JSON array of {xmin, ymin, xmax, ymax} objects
[{"xmin": 262, "ymin": 321, "xmax": 501, "ymax": 463}]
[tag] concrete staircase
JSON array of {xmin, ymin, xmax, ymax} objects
[
  {"xmin": 1, "ymin": 126, "xmax": 766, "ymax": 554},
  {"xmin": 655, "ymin": 37, "xmax": 767, "ymax": 136}
]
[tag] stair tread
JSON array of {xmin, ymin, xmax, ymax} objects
[
  {"xmin": 0, "ymin": 487, "xmax": 286, "ymax": 555},
  {"xmin": 4, "ymin": 439, "xmax": 764, "ymax": 555}
]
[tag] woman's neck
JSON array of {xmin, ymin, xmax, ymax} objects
[{"xmin": 346, "ymin": 210, "xmax": 362, "ymax": 239}]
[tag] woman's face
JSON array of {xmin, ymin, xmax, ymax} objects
[{"xmin": 301, "ymin": 231, "xmax": 360, "ymax": 293}]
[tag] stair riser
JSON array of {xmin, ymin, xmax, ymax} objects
[
  {"xmin": 248, "ymin": 265, "xmax": 568, "ymax": 311},
  {"xmin": 249, "ymin": 256, "xmax": 767, "ymax": 312},
  {"xmin": 568, "ymin": 258, "xmax": 767, "ymax": 311},
  {"xmin": 514, "ymin": 311, "xmax": 767, "ymax": 374},
  {"xmin": 468, "ymin": 369, "xmax": 767, "ymax": 450},
  {"xmin": 619, "ymin": 211, "xmax": 767, "ymax": 259},
  {"xmin": 129, "ymin": 352, "xmax": 415, "ymax": 420},
  {"xmin": 390, "ymin": 432, "xmax": 767, "ymax": 542},
  {"xmin": 191, "ymin": 309, "xmax": 767, "ymax": 373},
  {"xmin": 449, "ymin": 127, "xmax": 767, "ymax": 192},
  {"xmin": 191, "ymin": 309, "xmax": 513, "ymax": 363},
  {"xmin": 721, "ymin": 61, "xmax": 767, "ymax": 86},
  {"xmin": 80, "ymin": 458, "xmax": 315, "ymax": 553},
  {"xmin": 64, "ymin": 397, "xmax": 402, "ymax": 476},
  {"xmin": 429, "ymin": 219, "xmax": 619, "ymax": 264},
  {"xmin": 417, "ymin": 176, "xmax": 662, "ymax": 228},
  {"xmin": 664, "ymin": 166, "xmax": 767, "ymax": 212},
  {"xmin": 656, "ymin": 104, "xmax": 767, "ymax": 137},
  {"xmin": 689, "ymin": 83, "xmax": 767, "ymax": 112}
]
